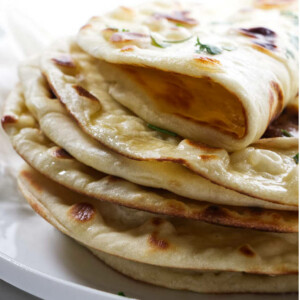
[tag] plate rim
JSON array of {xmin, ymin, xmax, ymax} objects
[{"xmin": 0, "ymin": 251, "xmax": 129, "ymax": 300}]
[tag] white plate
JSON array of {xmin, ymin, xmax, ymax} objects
[{"xmin": 0, "ymin": 1, "xmax": 297, "ymax": 299}]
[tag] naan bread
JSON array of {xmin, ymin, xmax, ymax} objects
[
  {"xmin": 40, "ymin": 40, "xmax": 298, "ymax": 207},
  {"xmin": 17, "ymin": 55, "xmax": 298, "ymax": 210},
  {"xmin": 18, "ymin": 167, "xmax": 298, "ymax": 293},
  {"xmin": 93, "ymin": 250, "xmax": 298, "ymax": 294},
  {"xmin": 1, "ymin": 0, "xmax": 298, "ymax": 295},
  {"xmin": 3, "ymin": 85, "xmax": 297, "ymax": 231},
  {"xmin": 77, "ymin": 0, "xmax": 298, "ymax": 150},
  {"xmin": 17, "ymin": 165, "xmax": 298, "ymax": 276}
]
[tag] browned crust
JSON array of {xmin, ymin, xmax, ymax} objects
[
  {"xmin": 120, "ymin": 46, "xmax": 135, "ymax": 52},
  {"xmin": 202, "ymin": 205, "xmax": 228, "ymax": 219},
  {"xmin": 14, "ymin": 125, "xmax": 297, "ymax": 233},
  {"xmin": 15, "ymin": 142, "xmax": 298, "ymax": 233},
  {"xmin": 51, "ymin": 55, "xmax": 76, "ymax": 68},
  {"xmin": 52, "ymin": 147, "xmax": 73, "ymax": 159},
  {"xmin": 239, "ymin": 245, "xmax": 256, "ymax": 257},
  {"xmin": 69, "ymin": 202, "xmax": 95, "ymax": 222},
  {"xmin": 185, "ymin": 139, "xmax": 220, "ymax": 151},
  {"xmin": 193, "ymin": 55, "xmax": 221, "ymax": 66},
  {"xmin": 17, "ymin": 171, "xmax": 298, "ymax": 276},
  {"xmin": 153, "ymin": 10, "xmax": 198, "ymax": 26},
  {"xmin": 155, "ymin": 157, "xmax": 186, "ymax": 165},
  {"xmin": 19, "ymin": 169, "xmax": 43, "ymax": 193},
  {"xmin": 1, "ymin": 115, "xmax": 17, "ymax": 128},
  {"xmin": 251, "ymin": 43, "xmax": 276, "ymax": 56},
  {"xmin": 268, "ymin": 89, "xmax": 275, "ymax": 124},
  {"xmin": 254, "ymin": 0, "xmax": 295, "ymax": 9},
  {"xmin": 73, "ymin": 85, "xmax": 99, "ymax": 102},
  {"xmin": 238, "ymin": 27, "xmax": 277, "ymax": 52},
  {"xmin": 270, "ymin": 81, "xmax": 284, "ymax": 121},
  {"xmin": 148, "ymin": 232, "xmax": 170, "ymax": 250},
  {"xmin": 151, "ymin": 217, "xmax": 165, "ymax": 226},
  {"xmin": 199, "ymin": 154, "xmax": 218, "ymax": 161},
  {"xmin": 80, "ymin": 24, "xmax": 92, "ymax": 31},
  {"xmin": 110, "ymin": 32, "xmax": 149, "ymax": 43},
  {"xmin": 40, "ymin": 73, "xmax": 57, "ymax": 99}
]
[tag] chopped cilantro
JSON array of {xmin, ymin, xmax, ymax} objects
[
  {"xmin": 151, "ymin": 35, "xmax": 192, "ymax": 47},
  {"xmin": 195, "ymin": 37, "xmax": 222, "ymax": 55},
  {"xmin": 293, "ymin": 153, "xmax": 298, "ymax": 164},
  {"xmin": 281, "ymin": 129, "xmax": 293, "ymax": 137},
  {"xmin": 163, "ymin": 35, "xmax": 193, "ymax": 43},
  {"xmin": 281, "ymin": 11, "xmax": 298, "ymax": 24},
  {"xmin": 150, "ymin": 35, "xmax": 169, "ymax": 48},
  {"xmin": 121, "ymin": 29, "xmax": 129, "ymax": 32},
  {"xmin": 286, "ymin": 49, "xmax": 295, "ymax": 59},
  {"xmin": 118, "ymin": 291, "xmax": 126, "ymax": 296},
  {"xmin": 290, "ymin": 35, "xmax": 299, "ymax": 50},
  {"xmin": 147, "ymin": 124, "xmax": 178, "ymax": 137},
  {"xmin": 176, "ymin": 23, "xmax": 184, "ymax": 27}
]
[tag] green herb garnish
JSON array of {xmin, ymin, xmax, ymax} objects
[
  {"xmin": 121, "ymin": 29, "xmax": 129, "ymax": 32},
  {"xmin": 195, "ymin": 37, "xmax": 222, "ymax": 55},
  {"xmin": 281, "ymin": 129, "xmax": 293, "ymax": 137},
  {"xmin": 147, "ymin": 124, "xmax": 178, "ymax": 137},
  {"xmin": 118, "ymin": 291, "xmax": 126, "ymax": 296},
  {"xmin": 293, "ymin": 153, "xmax": 298, "ymax": 164},
  {"xmin": 222, "ymin": 45, "xmax": 237, "ymax": 51},
  {"xmin": 151, "ymin": 35, "xmax": 192, "ymax": 47},
  {"xmin": 286, "ymin": 49, "xmax": 295, "ymax": 59},
  {"xmin": 176, "ymin": 23, "xmax": 184, "ymax": 27},
  {"xmin": 163, "ymin": 35, "xmax": 193, "ymax": 44},
  {"xmin": 150, "ymin": 35, "xmax": 169, "ymax": 48},
  {"xmin": 290, "ymin": 35, "xmax": 299, "ymax": 50},
  {"xmin": 281, "ymin": 11, "xmax": 298, "ymax": 24}
]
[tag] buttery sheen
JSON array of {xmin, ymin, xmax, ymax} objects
[{"xmin": 121, "ymin": 65, "xmax": 246, "ymax": 138}]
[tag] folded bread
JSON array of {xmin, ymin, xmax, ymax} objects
[
  {"xmin": 77, "ymin": 0, "xmax": 298, "ymax": 150},
  {"xmin": 38, "ymin": 40, "xmax": 298, "ymax": 208}
]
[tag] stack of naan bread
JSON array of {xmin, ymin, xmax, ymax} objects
[{"xmin": 2, "ymin": 0, "xmax": 298, "ymax": 294}]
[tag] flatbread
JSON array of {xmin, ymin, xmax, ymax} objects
[
  {"xmin": 77, "ymin": 0, "xmax": 298, "ymax": 150},
  {"xmin": 18, "ymin": 167, "xmax": 298, "ymax": 293},
  {"xmin": 93, "ymin": 250, "xmax": 298, "ymax": 294},
  {"xmin": 3, "ymin": 85, "xmax": 297, "ymax": 231},
  {"xmin": 40, "ymin": 40, "xmax": 298, "ymax": 207},
  {"xmin": 17, "ymin": 165, "xmax": 298, "ymax": 276},
  {"xmin": 17, "ymin": 56, "xmax": 298, "ymax": 211}
]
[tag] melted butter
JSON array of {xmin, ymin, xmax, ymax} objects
[{"xmin": 120, "ymin": 66, "xmax": 246, "ymax": 138}]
